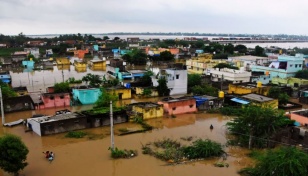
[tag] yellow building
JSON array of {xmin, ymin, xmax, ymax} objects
[
  {"xmin": 74, "ymin": 60, "xmax": 87, "ymax": 72},
  {"xmin": 135, "ymin": 87, "xmax": 159, "ymax": 97},
  {"xmin": 89, "ymin": 60, "xmax": 106, "ymax": 71},
  {"xmin": 271, "ymin": 77, "xmax": 308, "ymax": 88},
  {"xmin": 241, "ymin": 93, "xmax": 278, "ymax": 109},
  {"xmin": 228, "ymin": 83, "xmax": 270, "ymax": 96},
  {"xmin": 186, "ymin": 53, "xmax": 226, "ymax": 74},
  {"xmin": 106, "ymin": 87, "xmax": 131, "ymax": 100},
  {"xmin": 131, "ymin": 102, "xmax": 164, "ymax": 120},
  {"xmin": 56, "ymin": 58, "xmax": 70, "ymax": 65}
]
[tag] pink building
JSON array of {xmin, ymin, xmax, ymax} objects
[
  {"xmin": 157, "ymin": 97, "xmax": 197, "ymax": 115},
  {"xmin": 38, "ymin": 93, "xmax": 70, "ymax": 109},
  {"xmin": 289, "ymin": 110, "xmax": 308, "ymax": 126}
]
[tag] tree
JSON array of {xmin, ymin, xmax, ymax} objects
[
  {"xmin": 187, "ymin": 74, "xmax": 202, "ymax": 93},
  {"xmin": 268, "ymin": 87, "xmax": 289, "ymax": 105},
  {"xmin": 142, "ymin": 88, "xmax": 152, "ymax": 97},
  {"xmin": 156, "ymin": 77, "xmax": 169, "ymax": 96},
  {"xmin": 191, "ymin": 84, "xmax": 218, "ymax": 96},
  {"xmin": 253, "ymin": 45, "xmax": 265, "ymax": 56},
  {"xmin": 114, "ymin": 37, "xmax": 120, "ymax": 41},
  {"xmin": 126, "ymin": 49, "xmax": 147, "ymax": 65},
  {"xmin": 194, "ymin": 41, "xmax": 205, "ymax": 48},
  {"xmin": 226, "ymin": 105, "xmax": 294, "ymax": 149},
  {"xmin": 0, "ymin": 134, "xmax": 29, "ymax": 175},
  {"xmin": 223, "ymin": 43, "xmax": 234, "ymax": 54},
  {"xmin": 54, "ymin": 82, "xmax": 70, "ymax": 93},
  {"xmin": 94, "ymin": 88, "xmax": 118, "ymax": 108},
  {"xmin": 239, "ymin": 147, "xmax": 308, "ymax": 176},
  {"xmin": 103, "ymin": 36, "xmax": 110, "ymax": 41},
  {"xmin": 295, "ymin": 70, "xmax": 308, "ymax": 79},
  {"xmin": 82, "ymin": 73, "xmax": 102, "ymax": 87},
  {"xmin": 159, "ymin": 51, "xmax": 174, "ymax": 61},
  {"xmin": 139, "ymin": 71, "xmax": 154, "ymax": 87},
  {"xmin": 0, "ymin": 81, "xmax": 17, "ymax": 100},
  {"xmin": 234, "ymin": 44, "xmax": 247, "ymax": 54}
]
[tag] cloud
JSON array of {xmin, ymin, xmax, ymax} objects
[{"xmin": 0, "ymin": 0, "xmax": 308, "ymax": 35}]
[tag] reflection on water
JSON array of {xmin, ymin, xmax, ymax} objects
[{"xmin": 0, "ymin": 110, "xmax": 253, "ymax": 176}]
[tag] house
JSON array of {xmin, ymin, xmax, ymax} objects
[
  {"xmin": 27, "ymin": 110, "xmax": 87, "ymax": 136},
  {"xmin": 24, "ymin": 48, "xmax": 40, "ymax": 58},
  {"xmin": 157, "ymin": 96, "xmax": 197, "ymax": 115},
  {"xmin": 74, "ymin": 60, "xmax": 87, "ymax": 72},
  {"xmin": 81, "ymin": 108, "xmax": 128, "ymax": 128},
  {"xmin": 38, "ymin": 93, "xmax": 70, "ymax": 109},
  {"xmin": 127, "ymin": 38, "xmax": 140, "ymax": 43},
  {"xmin": 26, "ymin": 40, "xmax": 45, "ymax": 47},
  {"xmin": 0, "ymin": 71, "xmax": 11, "ymax": 84},
  {"xmin": 228, "ymin": 82, "xmax": 270, "ymax": 96},
  {"xmin": 186, "ymin": 53, "xmax": 227, "ymax": 74},
  {"xmin": 250, "ymin": 71, "xmax": 271, "ymax": 84},
  {"xmin": 193, "ymin": 95, "xmax": 223, "ymax": 111},
  {"xmin": 72, "ymin": 86, "xmax": 101, "ymax": 105},
  {"xmin": 288, "ymin": 109, "xmax": 308, "ymax": 126},
  {"xmin": 89, "ymin": 59, "xmax": 106, "ymax": 71},
  {"xmin": 22, "ymin": 60, "xmax": 34, "ymax": 68},
  {"xmin": 251, "ymin": 54, "xmax": 305, "ymax": 79},
  {"xmin": 106, "ymin": 86, "xmax": 131, "ymax": 100},
  {"xmin": 128, "ymin": 70, "xmax": 147, "ymax": 81},
  {"xmin": 73, "ymin": 49, "xmax": 89, "ymax": 59},
  {"xmin": 106, "ymin": 59, "xmax": 126, "ymax": 79},
  {"xmin": 0, "ymin": 58, "xmax": 12, "ymax": 68},
  {"xmin": 127, "ymin": 102, "xmax": 164, "ymax": 120},
  {"xmin": 151, "ymin": 64, "xmax": 188, "ymax": 95},
  {"xmin": 11, "ymin": 51, "xmax": 27, "ymax": 64},
  {"xmin": 4, "ymin": 95, "xmax": 35, "ymax": 113},
  {"xmin": 271, "ymin": 77, "xmax": 308, "ymax": 88},
  {"xmin": 56, "ymin": 58, "xmax": 70, "ymax": 65},
  {"xmin": 210, "ymin": 68, "xmax": 251, "ymax": 84},
  {"xmin": 228, "ymin": 55, "xmax": 276, "ymax": 71},
  {"xmin": 241, "ymin": 93, "xmax": 278, "ymax": 108}
]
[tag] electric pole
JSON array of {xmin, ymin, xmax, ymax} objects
[
  {"xmin": 110, "ymin": 101, "xmax": 114, "ymax": 149},
  {"xmin": 0, "ymin": 88, "xmax": 5, "ymax": 125}
]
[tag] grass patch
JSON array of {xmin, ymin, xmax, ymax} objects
[
  {"xmin": 142, "ymin": 138, "xmax": 225, "ymax": 164},
  {"xmin": 65, "ymin": 131, "xmax": 87, "ymax": 138},
  {"xmin": 109, "ymin": 147, "xmax": 138, "ymax": 159}
]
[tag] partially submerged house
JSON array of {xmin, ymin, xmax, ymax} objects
[
  {"xmin": 193, "ymin": 95, "xmax": 223, "ymax": 110},
  {"xmin": 4, "ymin": 95, "xmax": 35, "ymax": 113},
  {"xmin": 106, "ymin": 86, "xmax": 131, "ymax": 100},
  {"xmin": 158, "ymin": 96, "xmax": 197, "ymax": 115},
  {"xmin": 72, "ymin": 86, "xmax": 101, "ymax": 105},
  {"xmin": 127, "ymin": 102, "xmax": 164, "ymax": 120},
  {"xmin": 0, "ymin": 71, "xmax": 11, "ymax": 84},
  {"xmin": 38, "ymin": 93, "xmax": 70, "ymax": 109},
  {"xmin": 229, "ymin": 93, "xmax": 278, "ymax": 108}
]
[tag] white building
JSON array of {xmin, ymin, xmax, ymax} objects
[
  {"xmin": 151, "ymin": 67, "xmax": 187, "ymax": 95},
  {"xmin": 210, "ymin": 68, "xmax": 251, "ymax": 84},
  {"xmin": 24, "ymin": 48, "xmax": 40, "ymax": 58},
  {"xmin": 228, "ymin": 55, "xmax": 277, "ymax": 71}
]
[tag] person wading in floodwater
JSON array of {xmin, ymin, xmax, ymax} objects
[{"xmin": 210, "ymin": 124, "xmax": 214, "ymax": 130}]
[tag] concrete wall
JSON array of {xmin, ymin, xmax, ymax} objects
[
  {"xmin": 133, "ymin": 105, "xmax": 164, "ymax": 120},
  {"xmin": 158, "ymin": 99, "xmax": 197, "ymax": 115}
]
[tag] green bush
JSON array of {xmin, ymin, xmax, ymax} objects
[
  {"xmin": 65, "ymin": 131, "xmax": 87, "ymax": 138},
  {"xmin": 109, "ymin": 147, "xmax": 137, "ymax": 159},
  {"xmin": 182, "ymin": 139, "xmax": 224, "ymax": 159}
]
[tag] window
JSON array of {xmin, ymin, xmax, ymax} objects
[
  {"xmin": 290, "ymin": 64, "xmax": 293, "ymax": 67},
  {"xmin": 60, "ymin": 95, "xmax": 64, "ymax": 99},
  {"xmin": 50, "ymin": 96, "xmax": 54, "ymax": 100},
  {"xmin": 176, "ymin": 74, "xmax": 179, "ymax": 79},
  {"xmin": 299, "ymin": 64, "xmax": 302, "ymax": 67},
  {"xmin": 264, "ymin": 77, "xmax": 266, "ymax": 80},
  {"xmin": 295, "ymin": 64, "xmax": 298, "ymax": 68},
  {"xmin": 172, "ymin": 107, "xmax": 176, "ymax": 110},
  {"xmin": 189, "ymin": 104, "xmax": 194, "ymax": 108}
]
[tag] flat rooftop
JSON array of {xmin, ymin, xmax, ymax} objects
[
  {"xmin": 241, "ymin": 93, "xmax": 274, "ymax": 103},
  {"xmin": 29, "ymin": 112, "xmax": 84, "ymax": 124}
]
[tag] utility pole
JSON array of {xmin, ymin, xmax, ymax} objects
[
  {"xmin": 110, "ymin": 101, "xmax": 114, "ymax": 149},
  {"xmin": 0, "ymin": 88, "xmax": 5, "ymax": 125},
  {"xmin": 220, "ymin": 74, "xmax": 224, "ymax": 91}
]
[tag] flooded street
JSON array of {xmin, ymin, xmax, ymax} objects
[
  {"xmin": 0, "ymin": 110, "xmax": 253, "ymax": 176},
  {"xmin": 0, "ymin": 63, "xmax": 255, "ymax": 176}
]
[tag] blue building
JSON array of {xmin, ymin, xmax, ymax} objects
[
  {"xmin": 0, "ymin": 71, "xmax": 11, "ymax": 83},
  {"xmin": 72, "ymin": 87, "xmax": 101, "ymax": 105},
  {"xmin": 251, "ymin": 54, "xmax": 304, "ymax": 79}
]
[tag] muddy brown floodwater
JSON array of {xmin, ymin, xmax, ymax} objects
[{"xmin": 0, "ymin": 106, "xmax": 254, "ymax": 176}]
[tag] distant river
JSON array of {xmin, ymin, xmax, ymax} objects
[{"xmin": 27, "ymin": 34, "xmax": 308, "ymax": 49}]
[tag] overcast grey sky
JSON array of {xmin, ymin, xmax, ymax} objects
[{"xmin": 0, "ymin": 0, "xmax": 307, "ymax": 35}]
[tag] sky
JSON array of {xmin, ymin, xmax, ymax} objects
[{"xmin": 1, "ymin": 0, "xmax": 308, "ymax": 36}]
